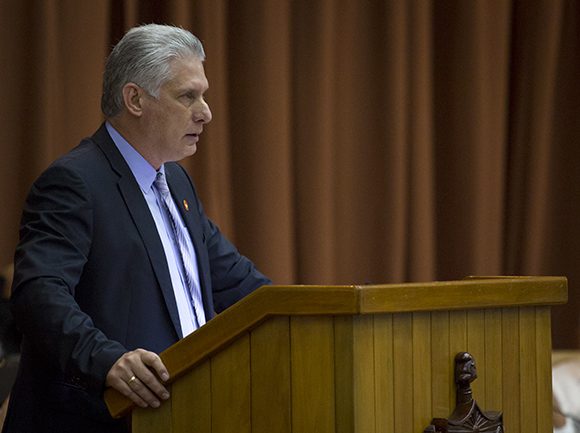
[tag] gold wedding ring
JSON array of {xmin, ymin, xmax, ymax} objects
[{"xmin": 127, "ymin": 375, "xmax": 137, "ymax": 385}]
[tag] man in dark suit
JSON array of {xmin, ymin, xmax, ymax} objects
[{"xmin": 2, "ymin": 24, "xmax": 270, "ymax": 433}]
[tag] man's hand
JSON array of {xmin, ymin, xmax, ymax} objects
[{"xmin": 105, "ymin": 349, "xmax": 170, "ymax": 408}]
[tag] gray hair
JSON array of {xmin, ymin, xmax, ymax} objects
[{"xmin": 101, "ymin": 24, "xmax": 205, "ymax": 118}]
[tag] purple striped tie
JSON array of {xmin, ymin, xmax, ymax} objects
[{"xmin": 154, "ymin": 171, "xmax": 206, "ymax": 328}]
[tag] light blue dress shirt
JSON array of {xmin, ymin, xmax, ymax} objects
[{"xmin": 106, "ymin": 122, "xmax": 205, "ymax": 337}]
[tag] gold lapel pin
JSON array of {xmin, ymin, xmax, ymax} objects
[{"xmin": 183, "ymin": 199, "xmax": 189, "ymax": 211}]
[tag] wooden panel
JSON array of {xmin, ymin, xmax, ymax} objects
[
  {"xmin": 393, "ymin": 313, "xmax": 413, "ymax": 433},
  {"xmin": 374, "ymin": 314, "xmax": 394, "ymax": 433},
  {"xmin": 448, "ymin": 310, "xmax": 467, "ymax": 407},
  {"xmin": 107, "ymin": 277, "xmax": 566, "ymax": 419},
  {"xmin": 172, "ymin": 359, "xmax": 211, "ymax": 433},
  {"xmin": 412, "ymin": 312, "xmax": 432, "ymax": 433},
  {"xmin": 430, "ymin": 311, "xmax": 450, "ymax": 417},
  {"xmin": 291, "ymin": 316, "xmax": 335, "ymax": 433},
  {"xmin": 353, "ymin": 315, "xmax": 376, "ymax": 432},
  {"xmin": 519, "ymin": 307, "xmax": 537, "ymax": 433},
  {"xmin": 334, "ymin": 316, "xmax": 354, "ymax": 433},
  {"xmin": 211, "ymin": 334, "xmax": 251, "ymax": 433},
  {"xmin": 483, "ymin": 309, "xmax": 502, "ymax": 411},
  {"xmin": 535, "ymin": 307, "xmax": 553, "ymax": 433},
  {"xmin": 251, "ymin": 316, "xmax": 291, "ymax": 433},
  {"xmin": 502, "ymin": 307, "xmax": 520, "ymax": 433},
  {"xmin": 100, "ymin": 280, "xmax": 567, "ymax": 433},
  {"xmin": 132, "ymin": 395, "xmax": 173, "ymax": 433},
  {"xmin": 467, "ymin": 310, "xmax": 485, "ymax": 403}
]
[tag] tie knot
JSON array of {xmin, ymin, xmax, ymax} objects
[{"xmin": 154, "ymin": 172, "xmax": 170, "ymax": 197}]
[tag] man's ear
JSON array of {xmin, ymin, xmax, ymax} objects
[{"xmin": 122, "ymin": 83, "xmax": 145, "ymax": 117}]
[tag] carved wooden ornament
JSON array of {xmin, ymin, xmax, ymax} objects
[{"xmin": 424, "ymin": 352, "xmax": 503, "ymax": 433}]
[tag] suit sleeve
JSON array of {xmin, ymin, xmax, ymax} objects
[
  {"xmin": 204, "ymin": 216, "xmax": 271, "ymax": 312},
  {"xmin": 11, "ymin": 164, "xmax": 126, "ymax": 389}
]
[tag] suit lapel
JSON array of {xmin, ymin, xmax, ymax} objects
[{"xmin": 93, "ymin": 125, "xmax": 183, "ymax": 338}]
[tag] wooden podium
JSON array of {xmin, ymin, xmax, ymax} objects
[{"xmin": 105, "ymin": 276, "xmax": 567, "ymax": 433}]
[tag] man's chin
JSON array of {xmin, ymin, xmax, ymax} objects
[
  {"xmin": 178, "ymin": 144, "xmax": 197, "ymax": 161},
  {"xmin": 183, "ymin": 136, "xmax": 199, "ymax": 153}
]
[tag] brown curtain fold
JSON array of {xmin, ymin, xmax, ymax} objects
[{"xmin": 0, "ymin": 0, "xmax": 578, "ymax": 347}]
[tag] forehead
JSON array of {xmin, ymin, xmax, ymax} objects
[{"xmin": 164, "ymin": 56, "xmax": 209, "ymax": 91}]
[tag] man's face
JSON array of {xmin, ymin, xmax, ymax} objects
[
  {"xmin": 141, "ymin": 56, "xmax": 212, "ymax": 168},
  {"xmin": 456, "ymin": 355, "xmax": 477, "ymax": 384}
]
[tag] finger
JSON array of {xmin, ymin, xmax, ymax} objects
[
  {"xmin": 106, "ymin": 350, "xmax": 170, "ymax": 406},
  {"xmin": 132, "ymin": 362, "xmax": 170, "ymax": 401},
  {"xmin": 140, "ymin": 350, "xmax": 170, "ymax": 382},
  {"xmin": 114, "ymin": 377, "xmax": 149, "ymax": 408},
  {"xmin": 126, "ymin": 376, "xmax": 162, "ymax": 408}
]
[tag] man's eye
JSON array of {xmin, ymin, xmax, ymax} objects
[{"xmin": 179, "ymin": 94, "xmax": 195, "ymax": 105}]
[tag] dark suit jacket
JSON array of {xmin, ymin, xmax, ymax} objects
[{"xmin": 2, "ymin": 124, "xmax": 270, "ymax": 433}]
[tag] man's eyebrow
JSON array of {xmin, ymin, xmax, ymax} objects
[{"xmin": 176, "ymin": 81, "xmax": 209, "ymax": 93}]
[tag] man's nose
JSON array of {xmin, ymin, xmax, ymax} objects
[{"xmin": 194, "ymin": 100, "xmax": 212, "ymax": 124}]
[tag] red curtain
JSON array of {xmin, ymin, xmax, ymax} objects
[{"xmin": 0, "ymin": 0, "xmax": 578, "ymax": 347}]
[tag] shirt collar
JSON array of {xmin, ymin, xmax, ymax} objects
[{"xmin": 105, "ymin": 122, "xmax": 164, "ymax": 192}]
